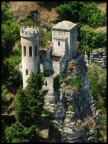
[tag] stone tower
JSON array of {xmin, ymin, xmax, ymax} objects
[
  {"xmin": 52, "ymin": 21, "xmax": 77, "ymax": 61},
  {"xmin": 20, "ymin": 26, "xmax": 39, "ymax": 88}
]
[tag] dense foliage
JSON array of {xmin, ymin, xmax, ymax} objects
[
  {"xmin": 56, "ymin": 1, "xmax": 106, "ymax": 54},
  {"xmin": 56, "ymin": 2, "xmax": 105, "ymax": 28},
  {"xmin": 69, "ymin": 75, "xmax": 82, "ymax": 90},
  {"xmin": 2, "ymin": 2, "xmax": 22, "ymax": 89},
  {"xmin": 1, "ymin": 1, "xmax": 106, "ymax": 143},
  {"xmin": 2, "ymin": 2, "xmax": 20, "ymax": 59},
  {"xmin": 1, "ymin": 85, "xmax": 9, "ymax": 103},
  {"xmin": 4, "ymin": 72, "xmax": 45, "ymax": 142},
  {"xmin": 5, "ymin": 121, "xmax": 36, "ymax": 143},
  {"xmin": 88, "ymin": 64, "xmax": 107, "ymax": 142},
  {"xmin": 14, "ymin": 72, "xmax": 45, "ymax": 126},
  {"xmin": 14, "ymin": 87, "xmax": 31, "ymax": 127},
  {"xmin": 39, "ymin": 28, "xmax": 52, "ymax": 48},
  {"xmin": 78, "ymin": 26, "xmax": 106, "ymax": 53}
]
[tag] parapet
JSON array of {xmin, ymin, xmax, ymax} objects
[{"xmin": 20, "ymin": 26, "xmax": 39, "ymax": 38}]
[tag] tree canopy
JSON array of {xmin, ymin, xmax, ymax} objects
[
  {"xmin": 2, "ymin": 2, "xmax": 20, "ymax": 59},
  {"xmin": 56, "ymin": 2, "xmax": 105, "ymax": 28}
]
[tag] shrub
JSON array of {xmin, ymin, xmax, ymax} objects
[
  {"xmin": 5, "ymin": 121, "xmax": 36, "ymax": 143},
  {"xmin": 68, "ymin": 105, "xmax": 74, "ymax": 112},
  {"xmin": 40, "ymin": 31, "xmax": 52, "ymax": 48},
  {"xmin": 69, "ymin": 75, "xmax": 82, "ymax": 90},
  {"xmin": 24, "ymin": 19, "xmax": 36, "ymax": 26},
  {"xmin": 44, "ymin": 24, "xmax": 51, "ymax": 31},
  {"xmin": 1, "ymin": 85, "xmax": 9, "ymax": 102},
  {"xmin": 68, "ymin": 64, "xmax": 74, "ymax": 72},
  {"xmin": 79, "ymin": 27, "xmax": 106, "ymax": 53}
]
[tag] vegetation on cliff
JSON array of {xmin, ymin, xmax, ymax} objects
[
  {"xmin": 88, "ymin": 64, "xmax": 107, "ymax": 142},
  {"xmin": 1, "ymin": 1, "xmax": 107, "ymax": 143}
]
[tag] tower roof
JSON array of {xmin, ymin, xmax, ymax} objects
[{"xmin": 52, "ymin": 20, "xmax": 77, "ymax": 30}]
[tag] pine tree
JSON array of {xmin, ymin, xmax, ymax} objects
[{"xmin": 14, "ymin": 87, "xmax": 31, "ymax": 127}]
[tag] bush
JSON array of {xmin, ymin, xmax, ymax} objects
[
  {"xmin": 2, "ymin": 2, "xmax": 20, "ymax": 59},
  {"xmin": 44, "ymin": 24, "xmax": 51, "ymax": 31},
  {"xmin": 5, "ymin": 121, "xmax": 37, "ymax": 143},
  {"xmin": 79, "ymin": 27, "xmax": 106, "ymax": 53},
  {"xmin": 69, "ymin": 75, "xmax": 82, "ymax": 90},
  {"xmin": 68, "ymin": 64, "xmax": 74, "ymax": 72},
  {"xmin": 24, "ymin": 19, "xmax": 36, "ymax": 26},
  {"xmin": 40, "ymin": 31, "xmax": 52, "ymax": 48},
  {"xmin": 1, "ymin": 85, "xmax": 9, "ymax": 102},
  {"xmin": 68, "ymin": 105, "xmax": 74, "ymax": 112},
  {"xmin": 1, "ymin": 60, "xmax": 22, "ymax": 88}
]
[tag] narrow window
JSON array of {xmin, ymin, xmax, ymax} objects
[
  {"xmin": 23, "ymin": 46, "xmax": 26, "ymax": 56},
  {"xmin": 58, "ymin": 41, "xmax": 60, "ymax": 46},
  {"xmin": 73, "ymin": 36, "xmax": 74, "ymax": 42},
  {"xmin": 35, "ymin": 46, "xmax": 37, "ymax": 56},
  {"xmin": 26, "ymin": 69, "xmax": 28, "ymax": 75},
  {"xmin": 29, "ymin": 46, "xmax": 32, "ymax": 57},
  {"xmin": 45, "ymin": 81, "xmax": 47, "ymax": 86}
]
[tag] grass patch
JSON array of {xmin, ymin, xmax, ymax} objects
[{"xmin": 69, "ymin": 76, "xmax": 82, "ymax": 90}]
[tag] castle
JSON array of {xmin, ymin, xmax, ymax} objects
[{"xmin": 20, "ymin": 21, "xmax": 77, "ymax": 88}]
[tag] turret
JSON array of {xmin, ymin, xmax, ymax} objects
[{"xmin": 20, "ymin": 26, "xmax": 39, "ymax": 88}]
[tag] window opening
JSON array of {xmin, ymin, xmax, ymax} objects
[
  {"xmin": 23, "ymin": 46, "xmax": 26, "ymax": 56},
  {"xmin": 29, "ymin": 46, "xmax": 32, "ymax": 57},
  {"xmin": 35, "ymin": 46, "xmax": 37, "ymax": 56},
  {"xmin": 26, "ymin": 69, "xmax": 28, "ymax": 75}
]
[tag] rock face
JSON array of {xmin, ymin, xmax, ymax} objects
[
  {"xmin": 43, "ymin": 53, "xmax": 99, "ymax": 142},
  {"xmin": 85, "ymin": 47, "xmax": 106, "ymax": 67}
]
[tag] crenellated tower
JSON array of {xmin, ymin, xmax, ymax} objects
[{"xmin": 20, "ymin": 26, "xmax": 39, "ymax": 88}]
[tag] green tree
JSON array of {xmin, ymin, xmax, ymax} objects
[
  {"xmin": 56, "ymin": 2, "xmax": 105, "ymax": 27},
  {"xmin": 25, "ymin": 72, "xmax": 45, "ymax": 123},
  {"xmin": 88, "ymin": 64, "xmax": 107, "ymax": 142},
  {"xmin": 5, "ymin": 121, "xmax": 37, "ymax": 143},
  {"xmin": 1, "ymin": 60, "xmax": 22, "ymax": 89},
  {"xmin": 14, "ymin": 72, "xmax": 45, "ymax": 127},
  {"xmin": 79, "ymin": 27, "xmax": 106, "ymax": 53},
  {"xmin": 1, "ymin": 2, "xmax": 20, "ymax": 59},
  {"xmin": 14, "ymin": 87, "xmax": 31, "ymax": 127}
]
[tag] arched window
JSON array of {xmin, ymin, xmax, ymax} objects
[
  {"xmin": 26, "ymin": 69, "xmax": 28, "ymax": 75},
  {"xmin": 35, "ymin": 46, "xmax": 37, "ymax": 56},
  {"xmin": 29, "ymin": 46, "xmax": 32, "ymax": 57},
  {"xmin": 23, "ymin": 46, "xmax": 26, "ymax": 56}
]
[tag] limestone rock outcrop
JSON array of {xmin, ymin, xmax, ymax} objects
[{"xmin": 43, "ymin": 53, "xmax": 99, "ymax": 142}]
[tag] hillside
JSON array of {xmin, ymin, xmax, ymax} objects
[
  {"xmin": 2, "ymin": 1, "xmax": 107, "ymax": 143},
  {"xmin": 8, "ymin": 1, "xmax": 60, "ymax": 26},
  {"xmin": 9, "ymin": 1, "xmax": 106, "ymax": 26}
]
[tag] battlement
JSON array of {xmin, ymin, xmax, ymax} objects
[{"xmin": 20, "ymin": 26, "xmax": 39, "ymax": 38}]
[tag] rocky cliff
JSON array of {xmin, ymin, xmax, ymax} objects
[{"xmin": 43, "ymin": 53, "xmax": 99, "ymax": 142}]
